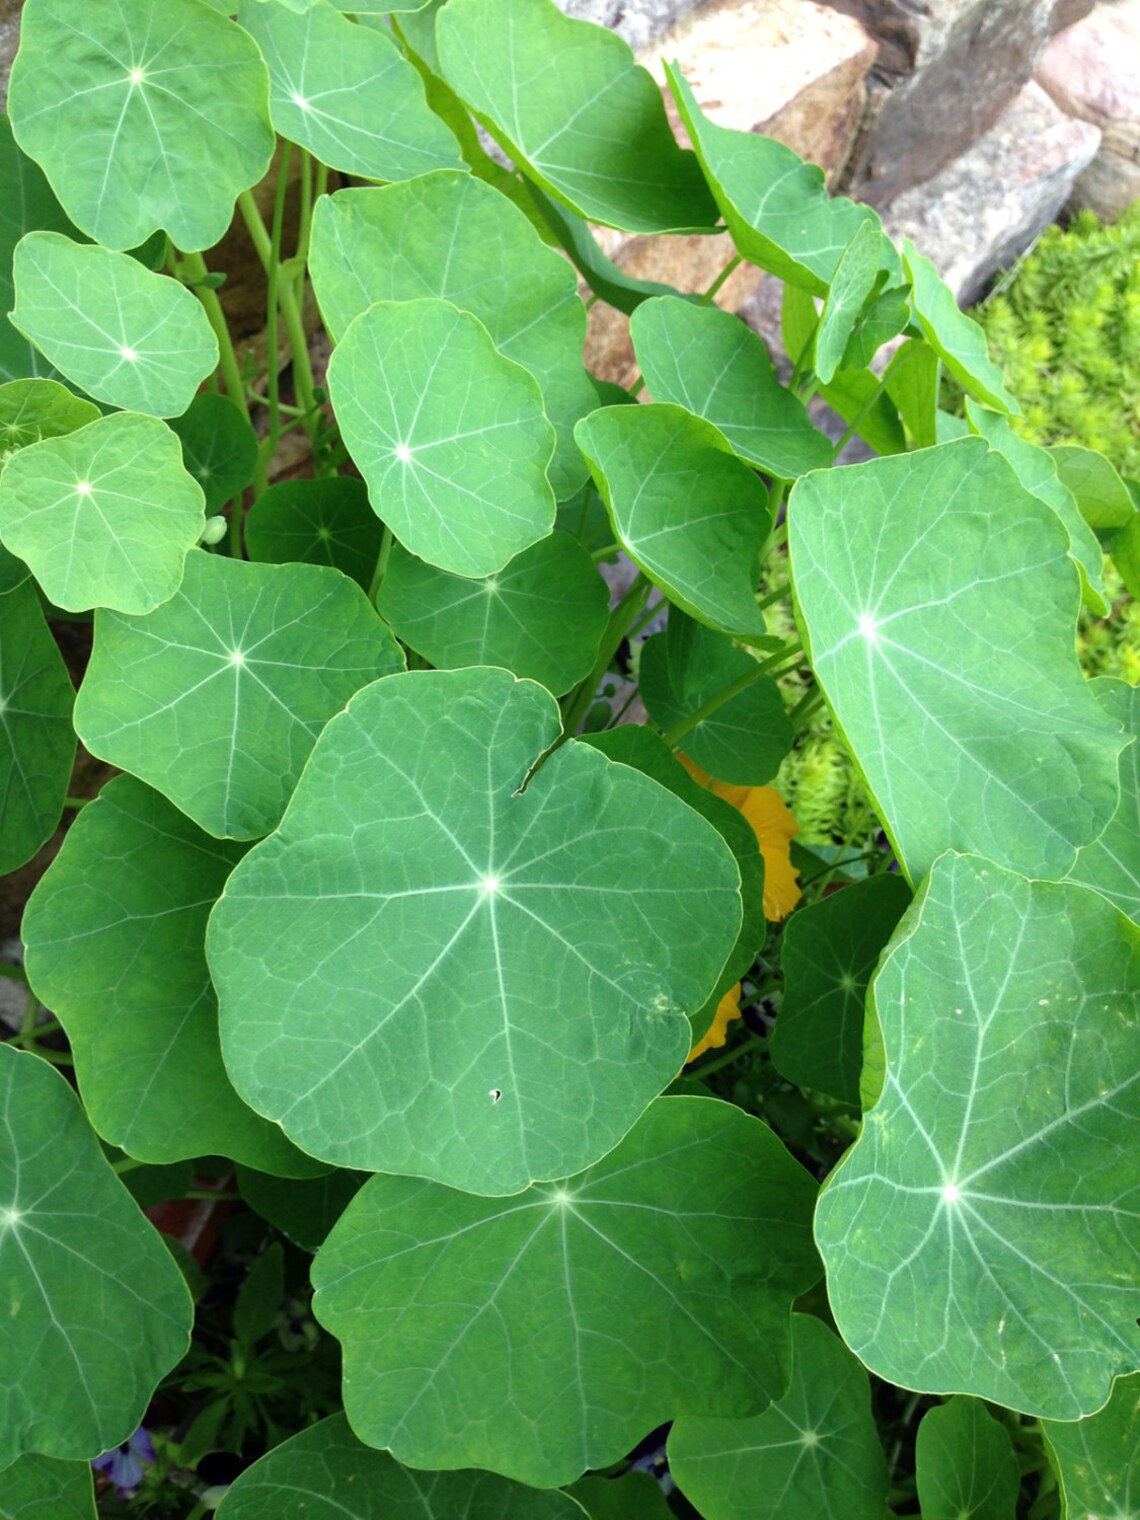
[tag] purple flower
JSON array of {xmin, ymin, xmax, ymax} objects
[{"xmin": 91, "ymin": 1426, "xmax": 155, "ymax": 1497}]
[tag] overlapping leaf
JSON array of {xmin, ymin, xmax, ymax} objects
[
  {"xmin": 1066, "ymin": 680, "xmax": 1140, "ymax": 922},
  {"xmin": 238, "ymin": 0, "xmax": 462, "ymax": 182},
  {"xmin": 1041, "ymin": 1372, "xmax": 1140, "ymax": 1520},
  {"xmin": 815, "ymin": 852, "xmax": 1140, "ymax": 1419},
  {"xmin": 0, "ymin": 581, "xmax": 76, "ymax": 874},
  {"xmin": 12, "ymin": 233, "xmax": 218, "ymax": 417},
  {"xmin": 377, "ymin": 534, "xmax": 609, "ymax": 694},
  {"xmin": 23, "ymin": 774, "xmax": 321, "ymax": 1173},
  {"xmin": 915, "ymin": 1397, "xmax": 1019, "ymax": 1520},
  {"xmin": 436, "ymin": 0, "xmax": 718, "ymax": 234},
  {"xmin": 311, "ymin": 1097, "xmax": 819, "ymax": 1486},
  {"xmin": 815, "ymin": 222, "xmax": 889, "ymax": 384},
  {"xmin": 0, "ymin": 1045, "xmax": 192, "ymax": 1467},
  {"xmin": 567, "ymin": 1473, "xmax": 672, "ymax": 1520},
  {"xmin": 244, "ymin": 476, "xmax": 382, "ymax": 590},
  {"xmin": 0, "ymin": 412, "xmax": 205, "ymax": 614},
  {"xmin": 168, "ymin": 394, "xmax": 258, "ymax": 515},
  {"xmin": 1050, "ymin": 443, "xmax": 1135, "ymax": 531},
  {"xmin": 903, "ymin": 243, "xmax": 1017, "ymax": 413},
  {"xmin": 0, "ymin": 378, "xmax": 99, "ymax": 466},
  {"xmin": 310, "ymin": 174, "xmax": 596, "ymax": 498},
  {"xmin": 209, "ymin": 668, "xmax": 742, "ymax": 1194},
  {"xmin": 328, "ymin": 298, "xmax": 556, "ymax": 577},
  {"xmin": 789, "ymin": 438, "xmax": 1126, "ymax": 883},
  {"xmin": 74, "ymin": 553, "xmax": 404, "ymax": 839},
  {"xmin": 0, "ymin": 1454, "xmax": 95, "ymax": 1519},
  {"xmin": 575, "ymin": 404, "xmax": 770, "ymax": 638},
  {"xmin": 668, "ymin": 1314, "xmax": 890, "ymax": 1520},
  {"xmin": 237, "ymin": 1167, "xmax": 365, "ymax": 1253},
  {"xmin": 8, "ymin": 0, "xmax": 274, "ymax": 251},
  {"xmin": 629, "ymin": 297, "xmax": 831, "ymax": 480}
]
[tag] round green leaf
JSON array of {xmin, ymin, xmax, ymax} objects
[
  {"xmin": 377, "ymin": 534, "xmax": 609, "ymax": 694},
  {"xmin": 0, "ymin": 379, "xmax": 100, "ymax": 469},
  {"xmin": 788, "ymin": 438, "xmax": 1126, "ymax": 883},
  {"xmin": 1067, "ymin": 680, "xmax": 1140, "ymax": 922},
  {"xmin": 915, "ymin": 1396, "xmax": 1019, "ymax": 1520},
  {"xmin": 11, "ymin": 233, "xmax": 218, "ymax": 417},
  {"xmin": 1050, "ymin": 444, "xmax": 1135, "ymax": 532},
  {"xmin": 311, "ymin": 1096, "xmax": 819, "ymax": 1487},
  {"xmin": 23, "ymin": 774, "xmax": 321, "ymax": 1173},
  {"xmin": 215, "ymin": 1413, "xmax": 586, "ymax": 1520},
  {"xmin": 7, "ymin": 0, "xmax": 275, "ymax": 252},
  {"xmin": 575, "ymin": 404, "xmax": 771, "ymax": 639},
  {"xmin": 668, "ymin": 1314, "xmax": 890, "ymax": 1520},
  {"xmin": 244, "ymin": 475, "xmax": 383, "ymax": 590},
  {"xmin": 237, "ymin": 1167, "xmax": 366, "ymax": 1253},
  {"xmin": 630, "ymin": 297, "xmax": 830, "ymax": 481},
  {"xmin": 168, "ymin": 393, "xmax": 258, "ymax": 516},
  {"xmin": 238, "ymin": 0, "xmax": 463, "ymax": 182},
  {"xmin": 0, "ymin": 1044, "xmax": 192, "ymax": 1467},
  {"xmin": 74, "ymin": 552, "xmax": 404, "ymax": 839},
  {"xmin": 0, "ymin": 580, "xmax": 76, "ymax": 874},
  {"xmin": 771, "ymin": 873, "xmax": 912, "ymax": 1107},
  {"xmin": 0, "ymin": 1455, "xmax": 95, "ymax": 1519},
  {"xmin": 0, "ymin": 412, "xmax": 206, "ymax": 614},
  {"xmin": 436, "ymin": 0, "xmax": 718, "ymax": 235},
  {"xmin": 310, "ymin": 174, "xmax": 596, "ymax": 499},
  {"xmin": 903, "ymin": 242, "xmax": 1018, "ymax": 414},
  {"xmin": 209, "ymin": 667, "xmax": 742, "ymax": 1193},
  {"xmin": 1042, "ymin": 1371, "xmax": 1140, "ymax": 1520},
  {"xmin": 814, "ymin": 852, "xmax": 1140, "ymax": 1420},
  {"xmin": 328, "ymin": 298, "xmax": 556, "ymax": 578}
]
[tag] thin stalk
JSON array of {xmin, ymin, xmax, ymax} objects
[
  {"xmin": 699, "ymin": 252, "xmax": 743, "ymax": 305},
  {"xmin": 591, "ymin": 542, "xmax": 620, "ymax": 562},
  {"xmin": 832, "ymin": 371, "xmax": 891, "ymax": 460},
  {"xmin": 254, "ymin": 139, "xmax": 293, "ymax": 500},
  {"xmin": 559, "ymin": 573, "xmax": 649, "ymax": 738},
  {"xmin": 628, "ymin": 374, "xmax": 646, "ymax": 398},
  {"xmin": 180, "ymin": 250, "xmax": 245, "ymax": 411},
  {"xmin": 368, "ymin": 525, "xmax": 394, "ymax": 605},
  {"xmin": 755, "ymin": 582, "xmax": 792, "ymax": 614},
  {"xmin": 296, "ymin": 149, "xmax": 313, "ymax": 279},
  {"xmin": 662, "ymin": 642, "xmax": 803, "ymax": 748},
  {"xmin": 691, "ymin": 1031, "xmax": 765, "ymax": 1077},
  {"xmin": 63, "ymin": 794, "xmax": 92, "ymax": 809},
  {"xmin": 237, "ymin": 191, "xmax": 319, "ymax": 447},
  {"xmin": 788, "ymin": 685, "xmax": 824, "ymax": 730},
  {"xmin": 0, "ymin": 963, "xmax": 27, "ymax": 981}
]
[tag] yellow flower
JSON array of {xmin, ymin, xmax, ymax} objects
[
  {"xmin": 686, "ymin": 983, "xmax": 742, "ymax": 1065},
  {"xmin": 678, "ymin": 756, "xmax": 802, "ymax": 921}
]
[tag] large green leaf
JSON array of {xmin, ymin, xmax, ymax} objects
[
  {"xmin": 915, "ymin": 1396, "xmax": 1019, "ymax": 1520},
  {"xmin": 0, "ymin": 378, "xmax": 99, "ymax": 469},
  {"xmin": 814, "ymin": 852, "xmax": 1140, "ymax": 1420},
  {"xmin": 788, "ymin": 438, "xmax": 1126, "ymax": 883},
  {"xmin": 667, "ymin": 1314, "xmax": 889, "ymax": 1520},
  {"xmin": 1042, "ymin": 1371, "xmax": 1140, "ymax": 1520},
  {"xmin": 209, "ymin": 667, "xmax": 742, "ymax": 1193},
  {"xmin": 11, "ymin": 233, "xmax": 218, "ymax": 417},
  {"xmin": 0, "ymin": 1454, "xmax": 95, "ymax": 1519},
  {"xmin": 666, "ymin": 67, "xmax": 891, "ymax": 297},
  {"xmin": 74, "ymin": 552, "xmax": 404, "ymax": 839},
  {"xmin": 0, "ymin": 580, "xmax": 76, "ymax": 874},
  {"xmin": 23, "ymin": 774, "xmax": 319, "ymax": 1173},
  {"xmin": 770, "ymin": 873, "xmax": 912, "ymax": 1107},
  {"xmin": 312, "ymin": 1096, "xmax": 819, "ymax": 1486},
  {"xmin": 0, "ymin": 413, "xmax": 206, "ymax": 614},
  {"xmin": 238, "ymin": 0, "xmax": 462, "ymax": 182},
  {"xmin": 215, "ymin": 1414, "xmax": 586, "ymax": 1519},
  {"xmin": 0, "ymin": 1045, "xmax": 192, "ymax": 1466},
  {"xmin": 902, "ymin": 242, "xmax": 1018, "ymax": 413},
  {"xmin": 435, "ymin": 0, "xmax": 718, "ymax": 234},
  {"xmin": 244, "ymin": 476, "xmax": 382, "ymax": 590},
  {"xmin": 328, "ymin": 298, "xmax": 556, "ymax": 578},
  {"xmin": 310, "ymin": 173, "xmax": 596, "ymax": 499},
  {"xmin": 575, "ymin": 405, "xmax": 770, "ymax": 639},
  {"xmin": 7, "ymin": 0, "xmax": 274, "ymax": 252},
  {"xmin": 1067, "ymin": 681, "xmax": 1140, "ymax": 922},
  {"xmin": 168, "ymin": 394, "xmax": 258, "ymax": 515},
  {"xmin": 377, "ymin": 534, "xmax": 609, "ymax": 695},
  {"xmin": 629, "ymin": 297, "xmax": 831, "ymax": 480}
]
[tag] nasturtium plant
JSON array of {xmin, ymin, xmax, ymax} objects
[{"xmin": 0, "ymin": 0, "xmax": 1136, "ymax": 1513}]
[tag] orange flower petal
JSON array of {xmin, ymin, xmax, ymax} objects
[
  {"xmin": 678, "ymin": 754, "xmax": 802, "ymax": 921},
  {"xmin": 686, "ymin": 983, "xmax": 742, "ymax": 1064}
]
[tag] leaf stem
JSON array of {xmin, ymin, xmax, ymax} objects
[
  {"xmin": 755, "ymin": 582, "xmax": 792, "ymax": 614},
  {"xmin": 180, "ymin": 250, "xmax": 246, "ymax": 412},
  {"xmin": 368, "ymin": 524, "xmax": 394, "ymax": 605},
  {"xmin": 699, "ymin": 252, "xmax": 743, "ymax": 305},
  {"xmin": 256, "ymin": 139, "xmax": 293, "ymax": 500},
  {"xmin": 690, "ymin": 1031, "xmax": 765, "ymax": 1077},
  {"xmin": 237, "ymin": 190, "xmax": 319, "ymax": 448},
  {"xmin": 831, "ymin": 371, "xmax": 892, "ymax": 460},
  {"xmin": 662, "ymin": 642, "xmax": 802, "ymax": 748},
  {"xmin": 559, "ymin": 573, "xmax": 649, "ymax": 738},
  {"xmin": 788, "ymin": 685, "xmax": 824, "ymax": 730}
]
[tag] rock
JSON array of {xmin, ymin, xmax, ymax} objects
[
  {"xmin": 1050, "ymin": 0, "xmax": 1096, "ymax": 34},
  {"xmin": 1036, "ymin": 0, "xmax": 1140, "ymax": 221},
  {"xmin": 559, "ymin": 0, "xmax": 707, "ymax": 51},
  {"xmin": 882, "ymin": 80, "xmax": 1101, "ymax": 305},
  {"xmin": 0, "ymin": 0, "xmax": 23, "ymax": 111}
]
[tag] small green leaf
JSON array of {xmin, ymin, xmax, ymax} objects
[
  {"xmin": 328, "ymin": 298, "xmax": 556, "ymax": 578},
  {"xmin": 575, "ymin": 404, "xmax": 771, "ymax": 639},
  {"xmin": 214, "ymin": 1414, "xmax": 587, "ymax": 1520},
  {"xmin": 238, "ymin": 0, "xmax": 463, "ymax": 182},
  {"xmin": 8, "ymin": 0, "xmax": 274, "ymax": 252},
  {"xmin": 883, "ymin": 339, "xmax": 939, "ymax": 450},
  {"xmin": 0, "ymin": 1044, "xmax": 192, "ymax": 1466},
  {"xmin": 12, "ymin": 233, "xmax": 218, "ymax": 417},
  {"xmin": 23, "ymin": 774, "xmax": 321, "ymax": 1173},
  {"xmin": 0, "ymin": 412, "xmax": 205, "ymax": 614},
  {"xmin": 0, "ymin": 378, "xmax": 99, "ymax": 468},
  {"xmin": 310, "ymin": 174, "xmax": 595, "ymax": 499},
  {"xmin": 74, "ymin": 553, "xmax": 404, "ymax": 839},
  {"xmin": 668, "ymin": 1314, "xmax": 890, "ymax": 1520},
  {"xmin": 815, "ymin": 852, "xmax": 1140, "ymax": 1419},
  {"xmin": 815, "ymin": 222, "xmax": 888, "ymax": 385},
  {"xmin": 237, "ymin": 1167, "xmax": 366, "ymax": 1253},
  {"xmin": 840, "ymin": 285, "xmax": 910, "ymax": 371},
  {"xmin": 1050, "ymin": 443, "xmax": 1136, "ymax": 531},
  {"xmin": 233, "ymin": 1242, "xmax": 283, "ymax": 1351},
  {"xmin": 168, "ymin": 394, "xmax": 258, "ymax": 515},
  {"xmin": 0, "ymin": 1454, "xmax": 95, "ymax": 1520},
  {"xmin": 818, "ymin": 365, "xmax": 906, "ymax": 457},
  {"xmin": 209, "ymin": 667, "xmax": 742, "ymax": 1193},
  {"xmin": 244, "ymin": 476, "xmax": 382, "ymax": 590},
  {"xmin": 0, "ymin": 580, "xmax": 76, "ymax": 874},
  {"xmin": 789, "ymin": 438, "xmax": 1126, "ymax": 883},
  {"xmin": 629, "ymin": 297, "xmax": 831, "ymax": 480},
  {"xmin": 1042, "ymin": 1371, "xmax": 1140, "ymax": 1520},
  {"xmin": 1114, "ymin": 512, "xmax": 1140, "ymax": 601},
  {"xmin": 915, "ymin": 1396, "xmax": 1019, "ymax": 1520},
  {"xmin": 377, "ymin": 534, "xmax": 609, "ymax": 695},
  {"xmin": 771, "ymin": 874, "xmax": 912, "ymax": 1107},
  {"xmin": 437, "ymin": 0, "xmax": 718, "ymax": 234},
  {"xmin": 1066, "ymin": 680, "xmax": 1140, "ymax": 922},
  {"xmin": 312, "ymin": 1096, "xmax": 819, "ymax": 1486},
  {"xmin": 667, "ymin": 66, "xmax": 893, "ymax": 296},
  {"xmin": 566, "ymin": 1472, "xmax": 671, "ymax": 1520},
  {"xmin": 902, "ymin": 242, "xmax": 1018, "ymax": 413}
]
